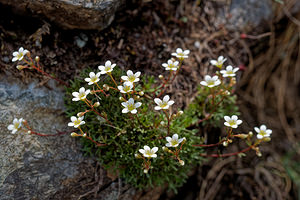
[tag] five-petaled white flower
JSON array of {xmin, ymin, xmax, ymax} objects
[
  {"xmin": 224, "ymin": 115, "xmax": 243, "ymax": 128},
  {"xmin": 210, "ymin": 56, "xmax": 227, "ymax": 69},
  {"xmin": 72, "ymin": 87, "xmax": 90, "ymax": 101},
  {"xmin": 118, "ymin": 82, "xmax": 133, "ymax": 93},
  {"xmin": 121, "ymin": 98, "xmax": 142, "ymax": 114},
  {"xmin": 7, "ymin": 118, "xmax": 24, "ymax": 134},
  {"xmin": 220, "ymin": 65, "xmax": 239, "ymax": 77},
  {"xmin": 200, "ymin": 75, "xmax": 221, "ymax": 88},
  {"xmin": 254, "ymin": 125, "xmax": 272, "ymax": 139},
  {"xmin": 85, "ymin": 72, "xmax": 101, "ymax": 85},
  {"xmin": 165, "ymin": 134, "xmax": 185, "ymax": 148},
  {"xmin": 121, "ymin": 70, "xmax": 141, "ymax": 84},
  {"xmin": 154, "ymin": 95, "xmax": 174, "ymax": 110},
  {"xmin": 12, "ymin": 47, "xmax": 29, "ymax": 62},
  {"xmin": 98, "ymin": 60, "xmax": 116, "ymax": 74},
  {"xmin": 139, "ymin": 145, "xmax": 158, "ymax": 158},
  {"xmin": 162, "ymin": 59, "xmax": 179, "ymax": 71},
  {"xmin": 171, "ymin": 48, "xmax": 190, "ymax": 60},
  {"xmin": 68, "ymin": 116, "xmax": 85, "ymax": 128}
]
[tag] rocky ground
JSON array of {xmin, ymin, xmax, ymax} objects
[{"xmin": 0, "ymin": 0, "xmax": 299, "ymax": 199}]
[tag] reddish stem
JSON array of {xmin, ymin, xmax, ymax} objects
[{"xmin": 200, "ymin": 146, "xmax": 253, "ymax": 158}]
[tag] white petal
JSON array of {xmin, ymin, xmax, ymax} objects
[
  {"xmin": 12, "ymin": 129, "xmax": 17, "ymax": 134},
  {"xmin": 183, "ymin": 50, "xmax": 190, "ymax": 54},
  {"xmin": 7, "ymin": 124, "xmax": 14, "ymax": 130},
  {"xmin": 154, "ymin": 98, "xmax": 162, "ymax": 105},
  {"xmin": 224, "ymin": 116, "xmax": 230, "ymax": 122},
  {"xmin": 135, "ymin": 102, "xmax": 142, "ymax": 108},
  {"xmin": 154, "ymin": 106, "xmax": 161, "ymax": 110},
  {"xmin": 105, "ymin": 60, "xmax": 111, "ymax": 66},
  {"xmin": 224, "ymin": 122, "xmax": 231, "ymax": 127},
  {"xmin": 118, "ymin": 86, "xmax": 123, "ymax": 91},
  {"xmin": 68, "ymin": 122, "xmax": 74, "ymax": 127},
  {"xmin": 121, "ymin": 102, "xmax": 128, "ymax": 107},
  {"xmin": 152, "ymin": 147, "xmax": 158, "ymax": 153},
  {"xmin": 89, "ymin": 72, "xmax": 95, "ymax": 77},
  {"xmin": 166, "ymin": 143, "xmax": 171, "ymax": 147},
  {"xmin": 166, "ymin": 137, "xmax": 172, "ymax": 142},
  {"xmin": 85, "ymin": 78, "xmax": 91, "ymax": 82},
  {"xmin": 121, "ymin": 76, "xmax": 128, "ymax": 81},
  {"xmin": 233, "ymin": 68, "xmax": 239, "ymax": 73},
  {"xmin": 254, "ymin": 127, "xmax": 260, "ymax": 133},
  {"xmin": 257, "ymin": 134, "xmax": 263, "ymax": 139},
  {"xmin": 266, "ymin": 130, "xmax": 272, "ymax": 134},
  {"xmin": 122, "ymin": 108, "xmax": 129, "ymax": 113},
  {"xmin": 131, "ymin": 109, "xmax": 137, "ymax": 114},
  {"xmin": 218, "ymin": 56, "xmax": 224, "ymax": 62},
  {"xmin": 144, "ymin": 146, "xmax": 150, "ymax": 151},
  {"xmin": 111, "ymin": 64, "xmax": 116, "ymax": 69},
  {"xmin": 139, "ymin": 149, "xmax": 145, "ymax": 154},
  {"xmin": 232, "ymin": 115, "xmax": 238, "ymax": 120},
  {"xmin": 98, "ymin": 65, "xmax": 105, "ymax": 71},
  {"xmin": 215, "ymin": 80, "xmax": 221, "ymax": 86},
  {"xmin": 135, "ymin": 71, "xmax": 141, "ymax": 77},
  {"xmin": 204, "ymin": 75, "xmax": 211, "ymax": 81},
  {"xmin": 127, "ymin": 70, "xmax": 133, "ymax": 76},
  {"xmin": 162, "ymin": 63, "xmax": 168, "ymax": 68},
  {"xmin": 210, "ymin": 60, "xmax": 217, "ymax": 65},
  {"xmin": 163, "ymin": 95, "xmax": 170, "ymax": 102},
  {"xmin": 260, "ymin": 125, "xmax": 267, "ymax": 131},
  {"xmin": 212, "ymin": 76, "xmax": 218, "ymax": 81},
  {"xmin": 168, "ymin": 100, "xmax": 175, "ymax": 105},
  {"xmin": 231, "ymin": 125, "xmax": 238, "ymax": 128},
  {"xmin": 200, "ymin": 81, "xmax": 207, "ymax": 86},
  {"xmin": 128, "ymin": 98, "xmax": 134, "ymax": 104},
  {"xmin": 71, "ymin": 116, "xmax": 77, "ymax": 122},
  {"xmin": 79, "ymin": 87, "xmax": 85, "ymax": 93},
  {"xmin": 237, "ymin": 120, "xmax": 243, "ymax": 125},
  {"xmin": 226, "ymin": 65, "xmax": 233, "ymax": 71},
  {"xmin": 173, "ymin": 134, "xmax": 178, "ymax": 140},
  {"xmin": 19, "ymin": 47, "xmax": 24, "ymax": 52},
  {"xmin": 151, "ymin": 154, "xmax": 157, "ymax": 158},
  {"xmin": 176, "ymin": 48, "xmax": 183, "ymax": 53},
  {"xmin": 220, "ymin": 70, "xmax": 226, "ymax": 74}
]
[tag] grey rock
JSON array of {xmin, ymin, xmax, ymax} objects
[
  {"xmin": 0, "ymin": 0, "xmax": 126, "ymax": 30},
  {"xmin": 0, "ymin": 74, "xmax": 87, "ymax": 199}
]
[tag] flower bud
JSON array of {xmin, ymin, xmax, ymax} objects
[
  {"xmin": 136, "ymin": 95, "xmax": 140, "ymax": 99},
  {"xmin": 256, "ymin": 151, "xmax": 262, "ymax": 157},
  {"xmin": 35, "ymin": 56, "xmax": 40, "ymax": 62},
  {"xmin": 143, "ymin": 169, "xmax": 149, "ymax": 174},
  {"xmin": 248, "ymin": 131, "xmax": 253, "ymax": 137},
  {"xmin": 158, "ymin": 75, "xmax": 164, "ymax": 79},
  {"xmin": 27, "ymin": 130, "xmax": 32, "ymax": 134},
  {"xmin": 16, "ymin": 65, "xmax": 26, "ymax": 70},
  {"xmin": 82, "ymin": 133, "xmax": 87, "ymax": 138},
  {"xmin": 119, "ymin": 97, "xmax": 125, "ymax": 101},
  {"xmin": 139, "ymin": 91, "xmax": 144, "ymax": 96},
  {"xmin": 236, "ymin": 134, "xmax": 248, "ymax": 139},
  {"xmin": 262, "ymin": 137, "xmax": 271, "ymax": 142},
  {"xmin": 71, "ymin": 132, "xmax": 79, "ymax": 137},
  {"xmin": 177, "ymin": 111, "xmax": 184, "ymax": 116},
  {"xmin": 162, "ymin": 147, "xmax": 168, "ymax": 152},
  {"xmin": 160, "ymin": 121, "xmax": 165, "ymax": 126},
  {"xmin": 77, "ymin": 112, "xmax": 84, "ymax": 117},
  {"xmin": 172, "ymin": 114, "xmax": 177, "ymax": 118},
  {"xmin": 223, "ymin": 141, "xmax": 228, "ymax": 147},
  {"xmin": 93, "ymin": 102, "xmax": 100, "ymax": 107},
  {"xmin": 179, "ymin": 160, "xmax": 185, "ymax": 166}
]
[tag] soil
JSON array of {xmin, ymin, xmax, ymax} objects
[{"xmin": 0, "ymin": 0, "xmax": 299, "ymax": 199}]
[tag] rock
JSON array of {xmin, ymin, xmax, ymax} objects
[{"xmin": 0, "ymin": 0, "xmax": 126, "ymax": 30}]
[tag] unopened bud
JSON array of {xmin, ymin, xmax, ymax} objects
[
  {"xmin": 16, "ymin": 65, "xmax": 26, "ymax": 70},
  {"xmin": 172, "ymin": 114, "xmax": 177, "ymax": 118},
  {"xmin": 162, "ymin": 147, "xmax": 168, "ymax": 152},
  {"xmin": 158, "ymin": 75, "xmax": 164, "ymax": 79},
  {"xmin": 103, "ymin": 84, "xmax": 110, "ymax": 91},
  {"xmin": 82, "ymin": 133, "xmax": 87, "ymax": 138},
  {"xmin": 135, "ymin": 153, "xmax": 141, "ymax": 158},
  {"xmin": 71, "ymin": 132, "xmax": 79, "ymax": 137},
  {"xmin": 119, "ymin": 97, "xmax": 125, "ymax": 101},
  {"xmin": 27, "ymin": 130, "xmax": 32, "ymax": 134},
  {"xmin": 93, "ymin": 102, "xmax": 100, "ymax": 107},
  {"xmin": 35, "ymin": 56, "xmax": 40, "ymax": 62},
  {"xmin": 177, "ymin": 111, "xmax": 184, "ymax": 116},
  {"xmin": 77, "ymin": 112, "xmax": 84, "ymax": 117},
  {"xmin": 248, "ymin": 131, "xmax": 253, "ymax": 137},
  {"xmin": 143, "ymin": 169, "xmax": 148, "ymax": 174},
  {"xmin": 262, "ymin": 137, "xmax": 271, "ymax": 142},
  {"xmin": 136, "ymin": 95, "xmax": 140, "ymax": 99},
  {"xmin": 223, "ymin": 141, "xmax": 228, "ymax": 147},
  {"xmin": 90, "ymin": 90, "xmax": 95, "ymax": 94},
  {"xmin": 237, "ymin": 134, "xmax": 248, "ymax": 139},
  {"xmin": 256, "ymin": 151, "xmax": 262, "ymax": 157},
  {"xmin": 179, "ymin": 160, "xmax": 185, "ymax": 166},
  {"xmin": 225, "ymin": 90, "xmax": 231, "ymax": 95},
  {"xmin": 139, "ymin": 91, "xmax": 144, "ymax": 96},
  {"xmin": 160, "ymin": 121, "xmax": 165, "ymax": 126}
]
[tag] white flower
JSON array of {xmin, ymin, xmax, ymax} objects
[
  {"xmin": 210, "ymin": 56, "xmax": 227, "ymax": 68},
  {"xmin": 171, "ymin": 48, "xmax": 190, "ymax": 59},
  {"xmin": 254, "ymin": 125, "xmax": 272, "ymax": 139},
  {"xmin": 121, "ymin": 70, "xmax": 141, "ymax": 84},
  {"xmin": 220, "ymin": 65, "xmax": 239, "ymax": 77},
  {"xmin": 98, "ymin": 60, "xmax": 116, "ymax": 74},
  {"xmin": 154, "ymin": 95, "xmax": 174, "ymax": 110},
  {"xmin": 68, "ymin": 116, "xmax": 85, "ymax": 128},
  {"xmin": 162, "ymin": 59, "xmax": 179, "ymax": 71},
  {"xmin": 7, "ymin": 118, "xmax": 24, "ymax": 134},
  {"xmin": 224, "ymin": 115, "xmax": 242, "ymax": 128},
  {"xmin": 72, "ymin": 87, "xmax": 90, "ymax": 101},
  {"xmin": 12, "ymin": 47, "xmax": 29, "ymax": 62},
  {"xmin": 139, "ymin": 145, "xmax": 158, "ymax": 158},
  {"xmin": 84, "ymin": 72, "xmax": 101, "ymax": 85},
  {"xmin": 118, "ymin": 82, "xmax": 133, "ymax": 93},
  {"xmin": 165, "ymin": 134, "xmax": 185, "ymax": 147},
  {"xmin": 121, "ymin": 98, "xmax": 142, "ymax": 114},
  {"xmin": 200, "ymin": 75, "xmax": 221, "ymax": 88}
]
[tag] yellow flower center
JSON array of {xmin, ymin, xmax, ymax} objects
[
  {"xmin": 74, "ymin": 119, "xmax": 81, "ymax": 126},
  {"xmin": 14, "ymin": 122, "xmax": 20, "ymax": 129},
  {"xmin": 123, "ymin": 86, "xmax": 131, "ymax": 92},
  {"xmin": 17, "ymin": 53, "xmax": 23, "ymax": 60},
  {"xmin": 171, "ymin": 140, "xmax": 178, "ymax": 146},
  {"xmin": 127, "ymin": 104, "xmax": 135, "ymax": 111},
  {"xmin": 91, "ymin": 76, "xmax": 98, "ymax": 82},
  {"xmin": 228, "ymin": 120, "xmax": 236, "ymax": 126},
  {"xmin": 259, "ymin": 130, "xmax": 266, "ymax": 136},
  {"xmin": 128, "ymin": 75, "xmax": 136, "ymax": 82},
  {"xmin": 79, "ymin": 93, "xmax": 86, "ymax": 100},
  {"xmin": 105, "ymin": 66, "xmax": 111, "ymax": 71},
  {"xmin": 226, "ymin": 71, "xmax": 233, "ymax": 75},
  {"xmin": 160, "ymin": 102, "xmax": 168, "ymax": 108},
  {"xmin": 207, "ymin": 80, "xmax": 215, "ymax": 86},
  {"xmin": 145, "ymin": 150, "xmax": 153, "ymax": 157}
]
